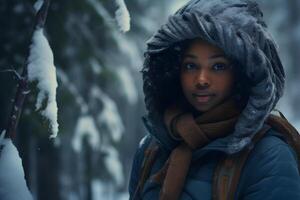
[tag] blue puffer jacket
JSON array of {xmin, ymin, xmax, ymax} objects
[{"xmin": 129, "ymin": 117, "xmax": 300, "ymax": 199}]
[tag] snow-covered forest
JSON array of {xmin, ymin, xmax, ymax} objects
[{"xmin": 0, "ymin": 0, "xmax": 299, "ymax": 199}]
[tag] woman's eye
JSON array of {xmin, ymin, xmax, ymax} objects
[
  {"xmin": 183, "ymin": 63, "xmax": 197, "ymax": 70},
  {"xmin": 212, "ymin": 63, "xmax": 228, "ymax": 71}
]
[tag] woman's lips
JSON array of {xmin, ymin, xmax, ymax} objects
[{"xmin": 193, "ymin": 93, "xmax": 215, "ymax": 103}]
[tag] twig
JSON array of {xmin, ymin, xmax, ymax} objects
[
  {"xmin": 5, "ymin": 0, "xmax": 51, "ymax": 139},
  {"xmin": 0, "ymin": 69, "xmax": 22, "ymax": 81}
]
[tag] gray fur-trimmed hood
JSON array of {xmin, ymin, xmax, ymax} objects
[{"xmin": 142, "ymin": 0, "xmax": 285, "ymax": 154}]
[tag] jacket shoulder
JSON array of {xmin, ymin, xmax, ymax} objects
[
  {"xmin": 237, "ymin": 128, "xmax": 300, "ymax": 199},
  {"xmin": 253, "ymin": 128, "xmax": 295, "ymax": 155}
]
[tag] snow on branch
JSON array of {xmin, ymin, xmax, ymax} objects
[
  {"xmin": 103, "ymin": 144, "xmax": 124, "ymax": 187},
  {"xmin": 116, "ymin": 66, "xmax": 138, "ymax": 105},
  {"xmin": 34, "ymin": 0, "xmax": 44, "ymax": 13},
  {"xmin": 91, "ymin": 86, "xmax": 124, "ymax": 142},
  {"xmin": 0, "ymin": 131, "xmax": 33, "ymax": 200},
  {"xmin": 72, "ymin": 116, "xmax": 100, "ymax": 152},
  {"xmin": 28, "ymin": 28, "xmax": 59, "ymax": 138},
  {"xmin": 115, "ymin": 0, "xmax": 131, "ymax": 32}
]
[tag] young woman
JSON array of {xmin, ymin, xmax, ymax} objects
[{"xmin": 129, "ymin": 0, "xmax": 300, "ymax": 199}]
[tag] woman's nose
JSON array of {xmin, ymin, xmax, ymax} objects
[{"xmin": 195, "ymin": 69, "xmax": 210, "ymax": 89}]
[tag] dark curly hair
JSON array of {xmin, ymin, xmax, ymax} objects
[{"xmin": 141, "ymin": 39, "xmax": 251, "ymax": 118}]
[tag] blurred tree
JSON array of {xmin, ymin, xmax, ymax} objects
[{"xmin": 0, "ymin": 0, "xmax": 168, "ymax": 199}]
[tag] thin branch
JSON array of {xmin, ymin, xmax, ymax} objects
[
  {"xmin": 0, "ymin": 69, "xmax": 22, "ymax": 81},
  {"xmin": 5, "ymin": 0, "xmax": 51, "ymax": 139}
]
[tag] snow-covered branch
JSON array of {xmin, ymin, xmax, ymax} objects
[
  {"xmin": 114, "ymin": 0, "xmax": 131, "ymax": 32},
  {"xmin": 6, "ymin": 0, "xmax": 51, "ymax": 139},
  {"xmin": 28, "ymin": 28, "xmax": 59, "ymax": 138}
]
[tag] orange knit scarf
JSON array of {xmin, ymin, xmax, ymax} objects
[{"xmin": 153, "ymin": 98, "xmax": 241, "ymax": 200}]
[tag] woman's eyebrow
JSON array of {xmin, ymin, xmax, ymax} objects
[
  {"xmin": 209, "ymin": 54, "xmax": 226, "ymax": 59},
  {"xmin": 183, "ymin": 54, "xmax": 198, "ymax": 59}
]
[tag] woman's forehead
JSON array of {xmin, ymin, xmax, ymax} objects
[{"xmin": 182, "ymin": 39, "xmax": 227, "ymax": 60}]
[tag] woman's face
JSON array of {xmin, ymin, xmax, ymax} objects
[{"xmin": 180, "ymin": 39, "xmax": 235, "ymax": 113}]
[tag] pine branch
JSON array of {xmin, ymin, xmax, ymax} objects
[{"xmin": 5, "ymin": 0, "xmax": 51, "ymax": 139}]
